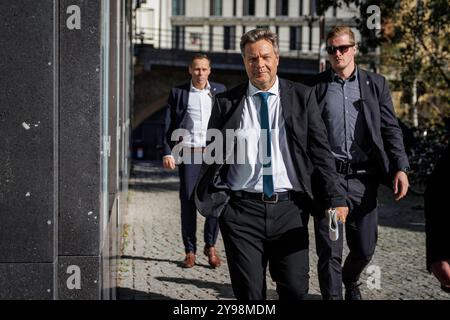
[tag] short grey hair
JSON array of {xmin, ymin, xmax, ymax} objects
[{"xmin": 240, "ymin": 28, "xmax": 279, "ymax": 57}]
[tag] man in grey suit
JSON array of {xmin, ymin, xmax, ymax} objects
[{"xmin": 163, "ymin": 53, "xmax": 226, "ymax": 269}]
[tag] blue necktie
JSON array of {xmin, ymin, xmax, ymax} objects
[{"xmin": 257, "ymin": 92, "xmax": 274, "ymax": 198}]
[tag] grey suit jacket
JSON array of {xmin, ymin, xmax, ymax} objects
[{"xmin": 305, "ymin": 68, "xmax": 409, "ymax": 183}]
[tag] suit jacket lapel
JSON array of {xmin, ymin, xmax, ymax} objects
[
  {"xmin": 180, "ymin": 83, "xmax": 190, "ymax": 110},
  {"xmin": 316, "ymin": 81, "xmax": 328, "ymax": 114},
  {"xmin": 216, "ymin": 84, "xmax": 246, "ymax": 164},
  {"xmin": 222, "ymin": 84, "xmax": 247, "ymax": 131},
  {"xmin": 279, "ymin": 78, "xmax": 294, "ymax": 129},
  {"xmin": 315, "ymin": 69, "xmax": 333, "ymax": 114},
  {"xmin": 358, "ymin": 70, "xmax": 377, "ymax": 138}
]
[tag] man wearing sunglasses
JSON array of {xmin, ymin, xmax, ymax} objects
[{"xmin": 306, "ymin": 26, "xmax": 410, "ymax": 300}]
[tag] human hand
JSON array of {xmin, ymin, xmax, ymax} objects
[
  {"xmin": 431, "ymin": 259, "xmax": 450, "ymax": 289},
  {"xmin": 335, "ymin": 206, "xmax": 349, "ymax": 223},
  {"xmin": 162, "ymin": 156, "xmax": 176, "ymax": 170},
  {"xmin": 394, "ymin": 171, "xmax": 409, "ymax": 200}
]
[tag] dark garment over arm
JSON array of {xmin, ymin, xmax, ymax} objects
[{"xmin": 425, "ymin": 143, "xmax": 450, "ymax": 271}]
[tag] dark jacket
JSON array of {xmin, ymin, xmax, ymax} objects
[
  {"xmin": 425, "ymin": 143, "xmax": 450, "ymax": 271},
  {"xmin": 163, "ymin": 81, "xmax": 227, "ymax": 156},
  {"xmin": 304, "ymin": 68, "xmax": 410, "ymax": 184},
  {"xmin": 194, "ymin": 78, "xmax": 347, "ymax": 218}
]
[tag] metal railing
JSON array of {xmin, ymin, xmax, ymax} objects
[{"xmin": 133, "ymin": 26, "xmax": 320, "ymax": 59}]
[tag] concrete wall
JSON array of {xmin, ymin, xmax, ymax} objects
[{"xmin": 0, "ymin": 0, "xmax": 132, "ymax": 299}]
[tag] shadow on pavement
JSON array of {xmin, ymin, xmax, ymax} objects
[
  {"xmin": 131, "ymin": 160, "xmax": 179, "ymax": 178},
  {"xmin": 155, "ymin": 277, "xmax": 323, "ymax": 300},
  {"xmin": 129, "ymin": 181, "xmax": 180, "ymax": 192},
  {"xmin": 155, "ymin": 276, "xmax": 235, "ymax": 299},
  {"xmin": 120, "ymin": 255, "xmax": 213, "ymax": 269},
  {"xmin": 129, "ymin": 160, "xmax": 180, "ymax": 193},
  {"xmin": 377, "ymin": 185, "xmax": 426, "ymax": 232},
  {"xmin": 116, "ymin": 287, "xmax": 175, "ymax": 300},
  {"xmin": 130, "ymin": 161, "xmax": 428, "ymax": 233}
]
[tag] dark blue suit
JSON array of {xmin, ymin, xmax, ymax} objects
[
  {"xmin": 194, "ymin": 79, "xmax": 346, "ymax": 299},
  {"xmin": 164, "ymin": 81, "xmax": 226, "ymax": 254}
]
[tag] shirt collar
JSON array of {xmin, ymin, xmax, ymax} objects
[
  {"xmin": 190, "ymin": 80, "xmax": 211, "ymax": 92},
  {"xmin": 248, "ymin": 76, "xmax": 279, "ymax": 97},
  {"xmin": 331, "ymin": 66, "xmax": 358, "ymax": 83}
]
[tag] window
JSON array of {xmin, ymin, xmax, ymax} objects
[
  {"xmin": 299, "ymin": 0, "xmax": 303, "ymax": 15},
  {"xmin": 210, "ymin": 0, "xmax": 222, "ymax": 16},
  {"xmin": 233, "ymin": 0, "xmax": 237, "ymax": 16},
  {"xmin": 224, "ymin": 26, "xmax": 236, "ymax": 50},
  {"xmin": 289, "ymin": 26, "xmax": 302, "ymax": 50},
  {"xmin": 266, "ymin": 0, "xmax": 270, "ymax": 16},
  {"xmin": 308, "ymin": 24, "xmax": 312, "ymax": 51},
  {"xmin": 333, "ymin": 4, "xmax": 337, "ymax": 17},
  {"xmin": 190, "ymin": 33, "xmax": 201, "ymax": 46},
  {"xmin": 209, "ymin": 26, "xmax": 214, "ymax": 51},
  {"xmin": 276, "ymin": 0, "xmax": 289, "ymax": 16},
  {"xmin": 172, "ymin": 0, "xmax": 185, "ymax": 16},
  {"xmin": 172, "ymin": 26, "xmax": 185, "ymax": 49},
  {"xmin": 243, "ymin": 0, "xmax": 255, "ymax": 16}
]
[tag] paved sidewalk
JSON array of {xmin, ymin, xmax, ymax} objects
[{"xmin": 117, "ymin": 161, "xmax": 449, "ymax": 300}]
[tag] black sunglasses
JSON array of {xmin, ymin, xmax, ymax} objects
[{"xmin": 326, "ymin": 44, "xmax": 355, "ymax": 55}]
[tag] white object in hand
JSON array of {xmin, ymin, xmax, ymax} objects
[{"xmin": 326, "ymin": 208, "xmax": 339, "ymax": 241}]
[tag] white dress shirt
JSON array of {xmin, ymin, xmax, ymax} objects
[
  {"xmin": 226, "ymin": 77, "xmax": 301, "ymax": 193},
  {"xmin": 178, "ymin": 81, "xmax": 213, "ymax": 148}
]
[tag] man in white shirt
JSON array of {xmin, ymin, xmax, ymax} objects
[{"xmin": 163, "ymin": 54, "xmax": 226, "ymax": 268}]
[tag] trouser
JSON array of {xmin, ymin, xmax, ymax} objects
[
  {"xmin": 314, "ymin": 175, "xmax": 379, "ymax": 300},
  {"xmin": 219, "ymin": 195, "xmax": 310, "ymax": 300},
  {"xmin": 179, "ymin": 162, "xmax": 220, "ymax": 253}
]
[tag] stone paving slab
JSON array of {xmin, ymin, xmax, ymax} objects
[{"xmin": 117, "ymin": 161, "xmax": 449, "ymax": 300}]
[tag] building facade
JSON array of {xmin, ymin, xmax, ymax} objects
[{"xmin": 135, "ymin": 0, "xmax": 361, "ymax": 58}]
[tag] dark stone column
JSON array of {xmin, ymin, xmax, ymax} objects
[
  {"xmin": 0, "ymin": 1, "xmax": 57, "ymax": 300},
  {"xmin": 0, "ymin": 0, "xmax": 131, "ymax": 299},
  {"xmin": 57, "ymin": 0, "xmax": 102, "ymax": 299}
]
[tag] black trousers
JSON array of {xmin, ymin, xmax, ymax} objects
[
  {"xmin": 179, "ymin": 162, "xmax": 220, "ymax": 253},
  {"xmin": 219, "ymin": 195, "xmax": 310, "ymax": 300},
  {"xmin": 314, "ymin": 175, "xmax": 379, "ymax": 300}
]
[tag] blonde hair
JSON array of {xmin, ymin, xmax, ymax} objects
[{"xmin": 326, "ymin": 26, "xmax": 356, "ymax": 45}]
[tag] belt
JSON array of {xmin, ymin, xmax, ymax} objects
[
  {"xmin": 335, "ymin": 159, "xmax": 376, "ymax": 176},
  {"xmin": 229, "ymin": 190, "xmax": 294, "ymax": 204}
]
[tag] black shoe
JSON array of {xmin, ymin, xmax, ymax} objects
[{"xmin": 344, "ymin": 282, "xmax": 363, "ymax": 300}]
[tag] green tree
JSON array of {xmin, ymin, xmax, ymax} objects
[{"xmin": 390, "ymin": 0, "xmax": 449, "ymax": 126}]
